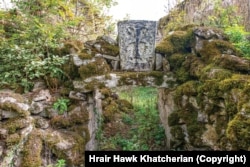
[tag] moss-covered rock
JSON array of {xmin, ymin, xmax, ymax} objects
[
  {"xmin": 3, "ymin": 117, "xmax": 31, "ymax": 134},
  {"xmin": 78, "ymin": 50, "xmax": 93, "ymax": 60},
  {"xmin": 168, "ymin": 53, "xmax": 186, "ymax": 70},
  {"xmin": 78, "ymin": 57, "xmax": 110, "ymax": 79},
  {"xmin": 21, "ymin": 130, "xmax": 43, "ymax": 167},
  {"xmin": 226, "ymin": 113, "xmax": 250, "ymax": 150},
  {"xmin": 6, "ymin": 133, "xmax": 21, "ymax": 147},
  {"xmin": 43, "ymin": 130, "xmax": 86, "ymax": 166},
  {"xmin": 95, "ymin": 36, "xmax": 119, "ymax": 56},
  {"xmin": 198, "ymin": 40, "xmax": 238, "ymax": 62},
  {"xmin": 62, "ymin": 58, "xmax": 79, "ymax": 80},
  {"xmin": 103, "ymin": 101, "xmax": 119, "ymax": 122},
  {"xmin": 156, "ymin": 29, "xmax": 194, "ymax": 55},
  {"xmin": 169, "ymin": 30, "xmax": 193, "ymax": 53},
  {"xmin": 200, "ymin": 65, "xmax": 233, "ymax": 81},
  {"xmin": 118, "ymin": 71, "xmax": 165, "ymax": 86},
  {"xmin": 59, "ymin": 40, "xmax": 83, "ymax": 55},
  {"xmin": 50, "ymin": 105, "xmax": 89, "ymax": 129},
  {"xmin": 155, "ymin": 39, "xmax": 174, "ymax": 55}
]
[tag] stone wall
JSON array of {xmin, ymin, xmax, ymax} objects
[{"xmin": 156, "ymin": 25, "xmax": 250, "ymax": 151}]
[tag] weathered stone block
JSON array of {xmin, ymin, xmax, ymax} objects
[{"xmin": 118, "ymin": 20, "xmax": 157, "ymax": 71}]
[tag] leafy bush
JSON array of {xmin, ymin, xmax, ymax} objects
[
  {"xmin": 0, "ymin": 0, "xmax": 117, "ymax": 92},
  {"xmin": 0, "ymin": 43, "xmax": 68, "ymax": 92},
  {"xmin": 225, "ymin": 25, "xmax": 250, "ymax": 58}
]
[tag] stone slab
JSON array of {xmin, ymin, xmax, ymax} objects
[{"xmin": 118, "ymin": 20, "xmax": 157, "ymax": 71}]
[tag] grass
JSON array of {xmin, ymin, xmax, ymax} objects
[{"xmin": 100, "ymin": 86, "xmax": 166, "ymax": 150}]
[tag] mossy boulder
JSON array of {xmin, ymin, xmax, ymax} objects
[
  {"xmin": 155, "ymin": 39, "xmax": 174, "ymax": 55},
  {"xmin": 156, "ymin": 29, "xmax": 194, "ymax": 55},
  {"xmin": 95, "ymin": 36, "xmax": 119, "ymax": 56},
  {"xmin": 42, "ymin": 130, "xmax": 86, "ymax": 166},
  {"xmin": 0, "ymin": 91, "xmax": 30, "ymax": 119},
  {"xmin": 197, "ymin": 39, "xmax": 250, "ymax": 72},
  {"xmin": 214, "ymin": 54, "xmax": 250, "ymax": 73},
  {"xmin": 2, "ymin": 117, "xmax": 31, "ymax": 134},
  {"xmin": 200, "ymin": 65, "xmax": 233, "ymax": 81},
  {"xmin": 78, "ymin": 57, "xmax": 110, "ymax": 79}
]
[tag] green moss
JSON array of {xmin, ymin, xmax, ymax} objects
[
  {"xmin": 200, "ymin": 65, "xmax": 233, "ymax": 81},
  {"xmin": 71, "ymin": 125, "xmax": 90, "ymax": 144},
  {"xmin": 44, "ymin": 131, "xmax": 85, "ymax": 166},
  {"xmin": 155, "ymin": 39, "xmax": 174, "ymax": 55},
  {"xmin": 50, "ymin": 109, "xmax": 89, "ymax": 129},
  {"xmin": 0, "ymin": 101, "xmax": 29, "ymax": 117},
  {"xmin": 78, "ymin": 57, "xmax": 110, "ymax": 79},
  {"xmin": 175, "ymin": 67, "xmax": 190, "ymax": 83},
  {"xmin": 102, "ymin": 97, "xmax": 112, "ymax": 109},
  {"xmin": 168, "ymin": 53, "xmax": 186, "ymax": 70},
  {"xmin": 21, "ymin": 130, "xmax": 43, "ymax": 167},
  {"xmin": 199, "ymin": 40, "xmax": 238, "ymax": 63},
  {"xmin": 176, "ymin": 24, "xmax": 198, "ymax": 31},
  {"xmin": 101, "ymin": 43, "xmax": 119, "ymax": 56},
  {"xmin": 226, "ymin": 114, "xmax": 250, "ymax": 150},
  {"xmin": 70, "ymin": 111, "xmax": 89, "ymax": 124},
  {"xmin": 78, "ymin": 51, "xmax": 93, "ymax": 60},
  {"xmin": 218, "ymin": 76, "xmax": 246, "ymax": 92},
  {"xmin": 175, "ymin": 81, "xmax": 199, "ymax": 100},
  {"xmin": 6, "ymin": 133, "xmax": 21, "ymax": 147},
  {"xmin": 198, "ymin": 80, "xmax": 222, "ymax": 99},
  {"xmin": 95, "ymin": 37, "xmax": 119, "ymax": 56},
  {"xmin": 0, "ymin": 91, "xmax": 24, "ymax": 102},
  {"xmin": 168, "ymin": 112, "xmax": 180, "ymax": 126},
  {"xmin": 117, "ymin": 99, "xmax": 133, "ymax": 113},
  {"xmin": 100, "ymin": 88, "xmax": 112, "ymax": 98},
  {"xmin": 59, "ymin": 87, "xmax": 71, "ymax": 96},
  {"xmin": 50, "ymin": 116, "xmax": 71, "ymax": 129},
  {"xmin": 60, "ymin": 40, "xmax": 82, "ymax": 55},
  {"xmin": 170, "ymin": 125, "xmax": 185, "ymax": 149},
  {"xmin": 171, "ymin": 126, "xmax": 185, "ymax": 140},
  {"xmin": 84, "ymin": 79, "xmax": 106, "ymax": 91},
  {"xmin": 148, "ymin": 71, "xmax": 165, "ymax": 85},
  {"xmin": 103, "ymin": 101, "xmax": 119, "ymax": 122},
  {"xmin": 225, "ymin": 100, "xmax": 238, "ymax": 118},
  {"xmin": 62, "ymin": 57, "xmax": 79, "ymax": 79},
  {"xmin": 117, "ymin": 71, "xmax": 165, "ymax": 86},
  {"xmin": 3, "ymin": 117, "xmax": 30, "ymax": 134},
  {"xmin": 183, "ymin": 54, "xmax": 205, "ymax": 78},
  {"xmin": 168, "ymin": 31, "xmax": 193, "ymax": 53}
]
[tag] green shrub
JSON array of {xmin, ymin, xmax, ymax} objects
[
  {"xmin": 53, "ymin": 98, "xmax": 70, "ymax": 115},
  {"xmin": 225, "ymin": 25, "xmax": 250, "ymax": 58}
]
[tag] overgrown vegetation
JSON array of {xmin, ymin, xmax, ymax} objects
[
  {"xmin": 225, "ymin": 25, "xmax": 250, "ymax": 58},
  {"xmin": 160, "ymin": 0, "xmax": 250, "ymax": 58},
  {"xmin": 99, "ymin": 86, "xmax": 166, "ymax": 150},
  {"xmin": 0, "ymin": 0, "xmax": 117, "ymax": 92}
]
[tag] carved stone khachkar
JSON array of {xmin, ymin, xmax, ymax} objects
[{"xmin": 118, "ymin": 20, "xmax": 157, "ymax": 71}]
